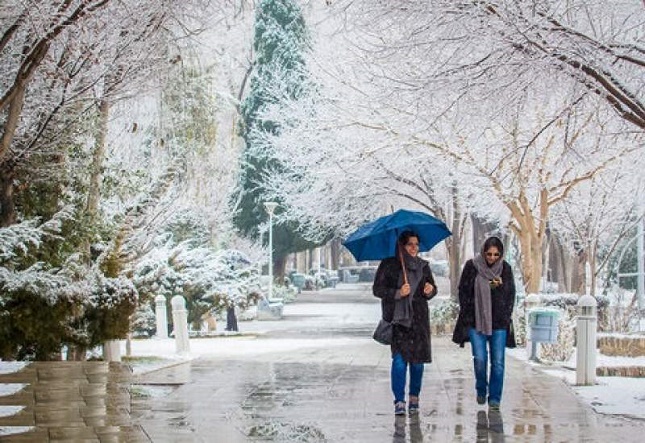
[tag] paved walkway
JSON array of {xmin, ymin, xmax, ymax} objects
[
  {"xmin": 130, "ymin": 285, "xmax": 642, "ymax": 442},
  {"xmin": 1, "ymin": 283, "xmax": 643, "ymax": 442}
]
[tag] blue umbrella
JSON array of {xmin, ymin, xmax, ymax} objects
[{"xmin": 342, "ymin": 209, "xmax": 451, "ymax": 261}]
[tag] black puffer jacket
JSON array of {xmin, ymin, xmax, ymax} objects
[
  {"xmin": 452, "ymin": 259, "xmax": 516, "ymax": 348},
  {"xmin": 373, "ymin": 257, "xmax": 437, "ymax": 363}
]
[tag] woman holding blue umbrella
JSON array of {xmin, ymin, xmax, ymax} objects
[{"xmin": 373, "ymin": 230, "xmax": 438, "ymax": 416}]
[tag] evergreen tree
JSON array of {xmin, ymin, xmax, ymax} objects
[{"xmin": 232, "ymin": 0, "xmax": 319, "ymax": 277}]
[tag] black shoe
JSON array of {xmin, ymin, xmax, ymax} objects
[
  {"xmin": 489, "ymin": 402, "xmax": 500, "ymax": 410},
  {"xmin": 477, "ymin": 396, "xmax": 486, "ymax": 405}
]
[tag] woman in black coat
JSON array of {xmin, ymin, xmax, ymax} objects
[
  {"xmin": 452, "ymin": 236, "xmax": 516, "ymax": 410},
  {"xmin": 373, "ymin": 230, "xmax": 437, "ymax": 416}
]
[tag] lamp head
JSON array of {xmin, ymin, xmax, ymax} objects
[{"xmin": 264, "ymin": 201, "xmax": 278, "ymax": 215}]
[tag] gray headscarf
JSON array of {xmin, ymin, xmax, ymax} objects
[
  {"xmin": 392, "ymin": 251, "xmax": 425, "ymax": 328},
  {"xmin": 472, "ymin": 253, "xmax": 503, "ymax": 336}
]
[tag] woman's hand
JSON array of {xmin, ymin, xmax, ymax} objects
[
  {"xmin": 400, "ymin": 283, "xmax": 411, "ymax": 297},
  {"xmin": 489, "ymin": 277, "xmax": 503, "ymax": 289},
  {"xmin": 423, "ymin": 282, "xmax": 434, "ymax": 295}
]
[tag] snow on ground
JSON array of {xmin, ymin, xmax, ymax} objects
[
  {"xmin": 122, "ymin": 293, "xmax": 379, "ymax": 371},
  {"xmin": 0, "ymin": 384, "xmax": 26, "ymax": 397},
  {"xmin": 0, "ymin": 362, "xmax": 27, "ymax": 374},
  {"xmin": 508, "ymin": 347, "xmax": 645, "ymax": 420}
]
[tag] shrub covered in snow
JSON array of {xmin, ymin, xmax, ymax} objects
[
  {"xmin": 429, "ymin": 298, "xmax": 459, "ymax": 325},
  {"xmin": 132, "ymin": 243, "xmax": 262, "ymax": 331},
  {"xmin": 0, "ymin": 209, "xmax": 138, "ymax": 360}
]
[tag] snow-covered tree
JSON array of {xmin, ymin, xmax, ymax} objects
[
  {"xmin": 0, "ymin": 0, "xmax": 191, "ymax": 227},
  {"xmin": 549, "ymin": 163, "xmax": 644, "ymax": 296},
  {"xmin": 255, "ymin": 2, "xmax": 644, "ymax": 295},
  {"xmin": 0, "ymin": 0, "xmax": 255, "ymax": 359},
  {"xmin": 231, "ymin": 0, "xmax": 321, "ymax": 281},
  {"xmin": 338, "ymin": 0, "xmax": 645, "ymax": 130}
]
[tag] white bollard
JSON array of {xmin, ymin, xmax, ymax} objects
[
  {"xmin": 155, "ymin": 294, "xmax": 168, "ymax": 339},
  {"xmin": 576, "ymin": 294, "xmax": 597, "ymax": 385},
  {"xmin": 171, "ymin": 295, "xmax": 190, "ymax": 355}
]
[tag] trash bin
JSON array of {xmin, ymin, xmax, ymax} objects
[
  {"xmin": 528, "ymin": 309, "xmax": 560, "ymax": 344},
  {"xmin": 291, "ymin": 273, "xmax": 306, "ymax": 293}
]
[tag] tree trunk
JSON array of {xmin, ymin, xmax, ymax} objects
[
  {"xmin": 0, "ymin": 162, "xmax": 16, "ymax": 227},
  {"xmin": 0, "ymin": 76, "xmax": 28, "ymax": 164},
  {"xmin": 514, "ymin": 227, "xmax": 545, "ymax": 294},
  {"xmin": 573, "ymin": 241, "xmax": 588, "ymax": 296},
  {"xmin": 86, "ymin": 99, "xmax": 110, "ymax": 217},
  {"xmin": 588, "ymin": 242, "xmax": 597, "ymax": 297},
  {"xmin": 447, "ymin": 235, "xmax": 460, "ymax": 303},
  {"xmin": 470, "ymin": 215, "xmax": 497, "ymax": 256},
  {"xmin": 274, "ymin": 254, "xmax": 287, "ymax": 284},
  {"xmin": 445, "ymin": 193, "xmax": 463, "ymax": 302},
  {"xmin": 330, "ymin": 238, "xmax": 341, "ymax": 270},
  {"xmin": 508, "ymin": 189, "xmax": 548, "ymax": 294},
  {"xmin": 550, "ymin": 234, "xmax": 570, "ymax": 292}
]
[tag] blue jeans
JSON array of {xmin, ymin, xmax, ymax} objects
[
  {"xmin": 468, "ymin": 328, "xmax": 507, "ymax": 404},
  {"xmin": 391, "ymin": 353, "xmax": 424, "ymax": 403}
]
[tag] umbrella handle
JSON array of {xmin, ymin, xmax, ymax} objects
[{"xmin": 398, "ymin": 244, "xmax": 409, "ymax": 286}]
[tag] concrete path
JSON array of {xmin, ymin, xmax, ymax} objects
[{"xmin": 129, "ymin": 284, "xmax": 643, "ymax": 442}]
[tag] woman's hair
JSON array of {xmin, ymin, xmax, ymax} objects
[
  {"xmin": 482, "ymin": 236, "xmax": 504, "ymax": 256},
  {"xmin": 398, "ymin": 230, "xmax": 420, "ymax": 246}
]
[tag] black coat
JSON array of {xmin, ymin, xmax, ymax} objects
[
  {"xmin": 373, "ymin": 257, "xmax": 437, "ymax": 363},
  {"xmin": 452, "ymin": 259, "xmax": 516, "ymax": 348}
]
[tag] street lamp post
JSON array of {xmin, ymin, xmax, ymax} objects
[{"xmin": 264, "ymin": 201, "xmax": 278, "ymax": 301}]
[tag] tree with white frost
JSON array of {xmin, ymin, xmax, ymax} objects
[
  {"xmin": 257, "ymin": 1, "xmax": 644, "ymax": 295},
  {"xmin": 231, "ymin": 0, "xmax": 321, "ymax": 281},
  {"xmin": 131, "ymin": 214, "xmax": 262, "ymax": 332},
  {"xmin": 262, "ymin": 2, "xmax": 642, "ymax": 298},
  {"xmin": 0, "ymin": 0, "xmax": 258, "ymax": 359},
  {"xmin": 549, "ymin": 164, "xmax": 644, "ymax": 296},
  {"xmin": 0, "ymin": 0, "xmax": 185, "ymax": 227},
  {"xmin": 338, "ymin": 0, "xmax": 644, "ymax": 130}
]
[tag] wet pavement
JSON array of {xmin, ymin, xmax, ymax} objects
[
  {"xmin": 0, "ymin": 361, "xmax": 148, "ymax": 442},
  {"xmin": 130, "ymin": 285, "xmax": 642, "ymax": 442},
  {"xmin": 2, "ymin": 283, "xmax": 644, "ymax": 442}
]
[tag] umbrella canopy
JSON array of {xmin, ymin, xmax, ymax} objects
[{"xmin": 342, "ymin": 209, "xmax": 452, "ymax": 261}]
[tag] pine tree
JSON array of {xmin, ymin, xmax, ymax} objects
[{"xmin": 232, "ymin": 0, "xmax": 319, "ymax": 278}]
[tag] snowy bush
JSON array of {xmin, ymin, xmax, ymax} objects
[
  {"xmin": 81, "ymin": 274, "xmax": 138, "ymax": 347},
  {"xmin": 131, "ymin": 302, "xmax": 156, "ymax": 337},
  {"xmin": 602, "ymin": 287, "xmax": 641, "ymax": 333},
  {"xmin": 429, "ymin": 298, "xmax": 459, "ymax": 325},
  {"xmin": 132, "ymin": 243, "xmax": 262, "ymax": 331},
  {"xmin": 0, "ymin": 266, "xmax": 86, "ymax": 360},
  {"xmin": 0, "ymin": 210, "xmax": 138, "ymax": 360},
  {"xmin": 271, "ymin": 284, "xmax": 298, "ymax": 303}
]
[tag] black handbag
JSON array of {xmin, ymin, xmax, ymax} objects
[{"xmin": 372, "ymin": 318, "xmax": 393, "ymax": 345}]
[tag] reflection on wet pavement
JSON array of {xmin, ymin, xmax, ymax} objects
[
  {"xmin": 3, "ymin": 287, "xmax": 644, "ymax": 442},
  {"xmin": 131, "ymin": 288, "xmax": 644, "ymax": 442},
  {"xmin": 0, "ymin": 361, "xmax": 148, "ymax": 442},
  {"xmin": 393, "ymin": 415, "xmax": 423, "ymax": 443},
  {"xmin": 476, "ymin": 409, "xmax": 505, "ymax": 442}
]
